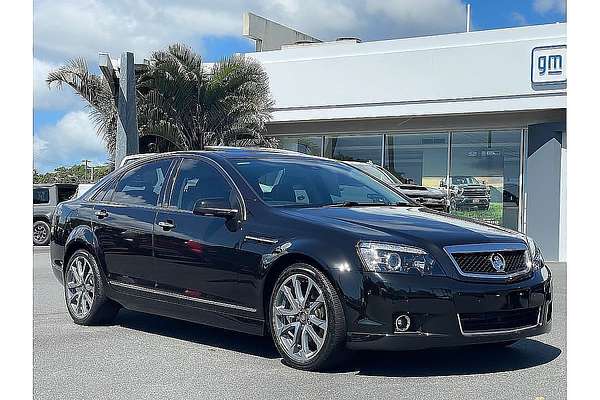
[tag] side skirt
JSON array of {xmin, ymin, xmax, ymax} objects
[{"xmin": 107, "ymin": 280, "xmax": 266, "ymax": 336}]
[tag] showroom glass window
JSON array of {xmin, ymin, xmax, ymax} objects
[
  {"xmin": 111, "ymin": 159, "xmax": 172, "ymax": 207},
  {"xmin": 384, "ymin": 132, "xmax": 449, "ymax": 186},
  {"xmin": 448, "ymin": 130, "xmax": 522, "ymax": 229},
  {"xmin": 278, "ymin": 136, "xmax": 322, "ymax": 156},
  {"xmin": 169, "ymin": 159, "xmax": 236, "ymax": 211},
  {"xmin": 324, "ymin": 135, "xmax": 383, "ymax": 164}
]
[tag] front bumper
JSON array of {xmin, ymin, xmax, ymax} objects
[
  {"xmin": 454, "ymin": 197, "xmax": 490, "ymax": 207},
  {"xmin": 343, "ymin": 265, "xmax": 552, "ymax": 351}
]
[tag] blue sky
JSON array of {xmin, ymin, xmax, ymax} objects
[{"xmin": 33, "ymin": 0, "xmax": 566, "ymax": 173}]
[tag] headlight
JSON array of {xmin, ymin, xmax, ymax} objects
[
  {"xmin": 526, "ymin": 236, "xmax": 544, "ymax": 270},
  {"xmin": 356, "ymin": 242, "xmax": 445, "ymax": 276}
]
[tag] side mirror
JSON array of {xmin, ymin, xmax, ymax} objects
[
  {"xmin": 193, "ymin": 198, "xmax": 238, "ymax": 219},
  {"xmin": 440, "ymin": 180, "xmax": 446, "ymax": 188}
]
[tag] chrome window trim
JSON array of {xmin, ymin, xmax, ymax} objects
[
  {"xmin": 457, "ymin": 307, "xmax": 542, "ymax": 337},
  {"xmin": 444, "ymin": 242, "xmax": 531, "ymax": 280},
  {"xmin": 109, "ymin": 280, "xmax": 257, "ymax": 313}
]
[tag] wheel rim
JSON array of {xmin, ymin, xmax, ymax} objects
[
  {"xmin": 33, "ymin": 224, "xmax": 48, "ymax": 244},
  {"xmin": 65, "ymin": 255, "xmax": 95, "ymax": 318},
  {"xmin": 272, "ymin": 273, "xmax": 328, "ymax": 363}
]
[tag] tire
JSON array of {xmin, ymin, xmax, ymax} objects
[
  {"xmin": 63, "ymin": 249, "xmax": 119, "ymax": 325},
  {"xmin": 269, "ymin": 263, "xmax": 347, "ymax": 371},
  {"xmin": 33, "ymin": 220, "xmax": 50, "ymax": 246}
]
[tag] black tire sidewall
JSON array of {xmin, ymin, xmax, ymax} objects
[
  {"xmin": 33, "ymin": 221, "xmax": 50, "ymax": 246},
  {"xmin": 268, "ymin": 263, "xmax": 345, "ymax": 371},
  {"xmin": 63, "ymin": 249, "xmax": 113, "ymax": 325}
]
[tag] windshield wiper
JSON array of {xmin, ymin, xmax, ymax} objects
[{"xmin": 325, "ymin": 201, "xmax": 410, "ymax": 208}]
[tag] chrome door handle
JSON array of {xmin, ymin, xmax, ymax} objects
[
  {"xmin": 95, "ymin": 209, "xmax": 108, "ymax": 219},
  {"xmin": 158, "ymin": 220, "xmax": 175, "ymax": 230}
]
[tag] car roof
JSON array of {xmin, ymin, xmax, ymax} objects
[{"xmin": 125, "ymin": 146, "xmax": 322, "ymax": 163}]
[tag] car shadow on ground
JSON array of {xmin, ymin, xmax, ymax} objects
[
  {"xmin": 114, "ymin": 309, "xmax": 279, "ymax": 359},
  {"xmin": 343, "ymin": 339, "xmax": 562, "ymax": 377},
  {"xmin": 114, "ymin": 309, "xmax": 561, "ymax": 376}
]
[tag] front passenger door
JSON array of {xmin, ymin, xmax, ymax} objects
[{"xmin": 153, "ymin": 157, "xmax": 247, "ymax": 309}]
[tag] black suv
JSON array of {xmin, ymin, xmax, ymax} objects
[{"xmin": 50, "ymin": 149, "xmax": 551, "ymax": 371}]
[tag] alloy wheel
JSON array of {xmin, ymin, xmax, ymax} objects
[
  {"xmin": 33, "ymin": 223, "xmax": 48, "ymax": 244},
  {"xmin": 273, "ymin": 273, "xmax": 328, "ymax": 363},
  {"xmin": 65, "ymin": 255, "xmax": 96, "ymax": 319}
]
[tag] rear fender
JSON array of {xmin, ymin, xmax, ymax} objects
[{"xmin": 64, "ymin": 225, "xmax": 107, "ymax": 280}]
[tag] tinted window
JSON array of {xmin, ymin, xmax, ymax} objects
[
  {"xmin": 57, "ymin": 186, "xmax": 77, "ymax": 202},
  {"xmin": 233, "ymin": 158, "xmax": 409, "ymax": 207},
  {"xmin": 170, "ymin": 159, "xmax": 235, "ymax": 211},
  {"xmin": 33, "ymin": 188, "xmax": 49, "ymax": 204},
  {"xmin": 91, "ymin": 179, "xmax": 116, "ymax": 202},
  {"xmin": 112, "ymin": 159, "xmax": 172, "ymax": 207}
]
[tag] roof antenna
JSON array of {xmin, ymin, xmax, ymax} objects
[{"xmin": 465, "ymin": 3, "xmax": 472, "ymax": 32}]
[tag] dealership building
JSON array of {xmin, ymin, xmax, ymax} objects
[{"xmin": 242, "ymin": 16, "xmax": 566, "ymax": 261}]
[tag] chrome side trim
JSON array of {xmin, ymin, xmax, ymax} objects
[
  {"xmin": 457, "ymin": 308, "xmax": 542, "ymax": 337},
  {"xmin": 244, "ymin": 235, "xmax": 279, "ymax": 245},
  {"xmin": 108, "ymin": 280, "xmax": 257, "ymax": 313},
  {"xmin": 444, "ymin": 242, "xmax": 531, "ymax": 280}
]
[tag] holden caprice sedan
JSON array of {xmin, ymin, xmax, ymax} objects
[{"xmin": 50, "ymin": 148, "xmax": 552, "ymax": 371}]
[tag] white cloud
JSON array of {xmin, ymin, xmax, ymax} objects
[
  {"xmin": 533, "ymin": 0, "xmax": 567, "ymax": 15},
  {"xmin": 364, "ymin": 0, "xmax": 466, "ymax": 38},
  {"xmin": 511, "ymin": 12, "xmax": 528, "ymax": 26},
  {"xmin": 34, "ymin": 0, "xmax": 469, "ymax": 63},
  {"xmin": 34, "ymin": 111, "xmax": 108, "ymax": 172}
]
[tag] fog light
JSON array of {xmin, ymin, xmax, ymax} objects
[{"xmin": 395, "ymin": 314, "xmax": 411, "ymax": 332}]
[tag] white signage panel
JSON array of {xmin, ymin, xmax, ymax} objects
[{"xmin": 531, "ymin": 45, "xmax": 566, "ymax": 87}]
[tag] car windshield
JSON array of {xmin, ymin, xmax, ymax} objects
[
  {"xmin": 451, "ymin": 176, "xmax": 480, "ymax": 185},
  {"xmin": 350, "ymin": 163, "xmax": 401, "ymax": 185},
  {"xmin": 232, "ymin": 158, "xmax": 410, "ymax": 207}
]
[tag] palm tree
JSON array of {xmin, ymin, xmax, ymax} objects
[{"xmin": 47, "ymin": 43, "xmax": 275, "ymax": 157}]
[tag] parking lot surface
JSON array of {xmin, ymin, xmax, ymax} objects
[{"xmin": 33, "ymin": 246, "xmax": 566, "ymax": 400}]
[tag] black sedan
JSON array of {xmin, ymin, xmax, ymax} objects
[{"xmin": 50, "ymin": 148, "xmax": 552, "ymax": 371}]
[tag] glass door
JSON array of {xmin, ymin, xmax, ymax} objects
[{"xmin": 447, "ymin": 130, "xmax": 522, "ymax": 230}]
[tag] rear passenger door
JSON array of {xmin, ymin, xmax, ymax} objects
[
  {"xmin": 92, "ymin": 159, "xmax": 173, "ymax": 282},
  {"xmin": 153, "ymin": 157, "xmax": 248, "ymax": 309}
]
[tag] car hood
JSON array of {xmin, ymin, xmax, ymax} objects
[
  {"xmin": 453, "ymin": 184, "xmax": 487, "ymax": 189},
  {"xmin": 281, "ymin": 206, "xmax": 523, "ymax": 249},
  {"xmin": 395, "ymin": 185, "xmax": 445, "ymax": 198}
]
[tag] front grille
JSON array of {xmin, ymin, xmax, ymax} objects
[
  {"xmin": 452, "ymin": 250, "xmax": 528, "ymax": 275},
  {"xmin": 461, "ymin": 188, "xmax": 487, "ymax": 197},
  {"xmin": 459, "ymin": 308, "xmax": 540, "ymax": 333}
]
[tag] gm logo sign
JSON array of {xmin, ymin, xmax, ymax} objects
[{"xmin": 531, "ymin": 45, "xmax": 567, "ymax": 89}]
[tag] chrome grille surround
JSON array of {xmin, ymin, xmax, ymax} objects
[{"xmin": 444, "ymin": 242, "xmax": 532, "ymax": 280}]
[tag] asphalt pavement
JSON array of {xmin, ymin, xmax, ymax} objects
[{"xmin": 33, "ymin": 246, "xmax": 566, "ymax": 400}]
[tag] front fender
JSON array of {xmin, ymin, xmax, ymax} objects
[{"xmin": 260, "ymin": 236, "xmax": 365, "ymax": 321}]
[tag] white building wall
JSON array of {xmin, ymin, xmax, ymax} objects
[{"xmin": 247, "ymin": 23, "xmax": 566, "ymax": 122}]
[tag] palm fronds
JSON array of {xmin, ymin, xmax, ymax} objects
[{"xmin": 47, "ymin": 43, "xmax": 275, "ymax": 157}]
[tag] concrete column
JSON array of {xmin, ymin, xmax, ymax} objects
[
  {"xmin": 525, "ymin": 122, "xmax": 566, "ymax": 261},
  {"xmin": 115, "ymin": 52, "xmax": 139, "ymax": 167}
]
